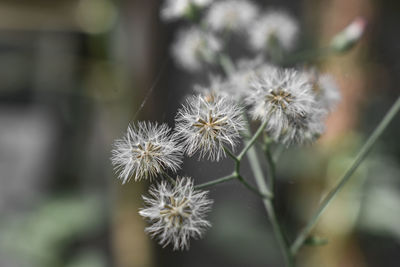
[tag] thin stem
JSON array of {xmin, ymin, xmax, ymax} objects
[
  {"xmin": 194, "ymin": 174, "xmax": 237, "ymax": 190},
  {"xmin": 264, "ymin": 199, "xmax": 294, "ymax": 267},
  {"xmin": 223, "ymin": 146, "xmax": 239, "ymax": 162},
  {"xmin": 219, "ymin": 53, "xmax": 235, "ymax": 76},
  {"xmin": 241, "ymin": 115, "xmax": 273, "ymax": 198},
  {"xmin": 237, "ymin": 175, "xmax": 270, "ymax": 198},
  {"xmin": 246, "ymin": 145, "xmax": 274, "ymax": 198},
  {"xmin": 238, "ymin": 120, "xmax": 269, "ymax": 160},
  {"xmin": 290, "ymin": 96, "xmax": 400, "ymax": 255},
  {"xmin": 163, "ymin": 172, "xmax": 176, "ymax": 186},
  {"xmin": 283, "ymin": 47, "xmax": 333, "ymax": 65},
  {"xmin": 264, "ymin": 144, "xmax": 277, "ymax": 194}
]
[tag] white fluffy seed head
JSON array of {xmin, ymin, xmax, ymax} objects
[
  {"xmin": 139, "ymin": 177, "xmax": 213, "ymax": 250},
  {"xmin": 204, "ymin": 0, "xmax": 258, "ymax": 32},
  {"xmin": 312, "ymin": 73, "xmax": 341, "ymax": 112},
  {"xmin": 249, "ymin": 10, "xmax": 299, "ymax": 52},
  {"xmin": 161, "ymin": 0, "xmax": 213, "ymax": 21},
  {"xmin": 172, "ymin": 27, "xmax": 221, "ymax": 72},
  {"xmin": 111, "ymin": 122, "xmax": 183, "ymax": 183},
  {"xmin": 246, "ymin": 68, "xmax": 326, "ymax": 145},
  {"xmin": 175, "ymin": 94, "xmax": 245, "ymax": 161},
  {"xmin": 194, "ymin": 76, "xmax": 232, "ymax": 99},
  {"xmin": 225, "ymin": 57, "xmax": 276, "ymax": 99}
]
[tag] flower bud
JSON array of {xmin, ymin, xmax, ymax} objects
[{"xmin": 330, "ymin": 17, "xmax": 366, "ymax": 53}]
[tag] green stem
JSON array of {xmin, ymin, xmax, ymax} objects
[
  {"xmin": 238, "ymin": 120, "xmax": 269, "ymax": 160},
  {"xmin": 237, "ymin": 175, "xmax": 270, "ymax": 198},
  {"xmin": 163, "ymin": 172, "xmax": 176, "ymax": 186},
  {"xmin": 257, "ymin": 142, "xmax": 294, "ymax": 266},
  {"xmin": 290, "ymin": 96, "xmax": 400, "ymax": 255},
  {"xmin": 223, "ymin": 146, "xmax": 239, "ymax": 163},
  {"xmin": 264, "ymin": 199, "xmax": 294, "ymax": 267},
  {"xmin": 194, "ymin": 174, "xmax": 237, "ymax": 190},
  {"xmin": 219, "ymin": 53, "xmax": 235, "ymax": 76},
  {"xmin": 264, "ymin": 143, "xmax": 276, "ymax": 192},
  {"xmin": 283, "ymin": 47, "xmax": 333, "ymax": 65}
]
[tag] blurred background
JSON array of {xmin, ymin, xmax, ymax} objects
[{"xmin": 0, "ymin": 0, "xmax": 399, "ymax": 266}]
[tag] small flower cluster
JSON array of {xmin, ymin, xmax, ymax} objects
[
  {"xmin": 111, "ymin": 93, "xmax": 245, "ymax": 250},
  {"xmin": 110, "ymin": 0, "xmax": 355, "ymax": 252}
]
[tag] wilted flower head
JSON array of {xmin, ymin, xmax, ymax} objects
[
  {"xmin": 309, "ymin": 71, "xmax": 341, "ymax": 112},
  {"xmin": 161, "ymin": 0, "xmax": 213, "ymax": 21},
  {"xmin": 175, "ymin": 94, "xmax": 245, "ymax": 161},
  {"xmin": 172, "ymin": 27, "xmax": 221, "ymax": 72},
  {"xmin": 111, "ymin": 122, "xmax": 183, "ymax": 183},
  {"xmin": 139, "ymin": 177, "xmax": 213, "ymax": 250},
  {"xmin": 204, "ymin": 0, "xmax": 258, "ymax": 32},
  {"xmin": 249, "ymin": 10, "xmax": 299, "ymax": 52},
  {"xmin": 246, "ymin": 68, "xmax": 326, "ymax": 145}
]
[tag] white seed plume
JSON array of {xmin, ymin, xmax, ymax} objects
[
  {"xmin": 246, "ymin": 68, "xmax": 326, "ymax": 145},
  {"xmin": 111, "ymin": 122, "xmax": 183, "ymax": 183},
  {"xmin": 139, "ymin": 177, "xmax": 213, "ymax": 250},
  {"xmin": 204, "ymin": 0, "xmax": 258, "ymax": 32},
  {"xmin": 309, "ymin": 72, "xmax": 341, "ymax": 112},
  {"xmin": 249, "ymin": 10, "xmax": 299, "ymax": 52},
  {"xmin": 172, "ymin": 27, "xmax": 221, "ymax": 72},
  {"xmin": 175, "ymin": 94, "xmax": 245, "ymax": 161},
  {"xmin": 161, "ymin": 0, "xmax": 213, "ymax": 21},
  {"xmin": 225, "ymin": 57, "xmax": 275, "ymax": 99},
  {"xmin": 194, "ymin": 76, "xmax": 232, "ymax": 99}
]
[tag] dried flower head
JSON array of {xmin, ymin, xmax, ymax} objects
[
  {"xmin": 246, "ymin": 68, "xmax": 325, "ymax": 145},
  {"xmin": 175, "ymin": 94, "xmax": 245, "ymax": 161},
  {"xmin": 194, "ymin": 76, "xmax": 232, "ymax": 99},
  {"xmin": 309, "ymin": 71, "xmax": 341, "ymax": 112},
  {"xmin": 172, "ymin": 27, "xmax": 221, "ymax": 72},
  {"xmin": 111, "ymin": 122, "xmax": 183, "ymax": 183},
  {"xmin": 139, "ymin": 177, "xmax": 213, "ymax": 250},
  {"xmin": 161, "ymin": 0, "xmax": 213, "ymax": 21},
  {"xmin": 204, "ymin": 0, "xmax": 258, "ymax": 32},
  {"xmin": 249, "ymin": 10, "xmax": 299, "ymax": 52},
  {"xmin": 225, "ymin": 57, "xmax": 275, "ymax": 99}
]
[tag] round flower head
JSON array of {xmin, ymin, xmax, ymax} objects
[
  {"xmin": 204, "ymin": 0, "xmax": 258, "ymax": 32},
  {"xmin": 175, "ymin": 94, "xmax": 245, "ymax": 161},
  {"xmin": 194, "ymin": 76, "xmax": 232, "ymax": 99},
  {"xmin": 246, "ymin": 68, "xmax": 325, "ymax": 145},
  {"xmin": 111, "ymin": 122, "xmax": 183, "ymax": 183},
  {"xmin": 310, "ymin": 72, "xmax": 341, "ymax": 112},
  {"xmin": 161, "ymin": 0, "xmax": 213, "ymax": 21},
  {"xmin": 225, "ymin": 57, "xmax": 275, "ymax": 99},
  {"xmin": 139, "ymin": 177, "xmax": 213, "ymax": 250},
  {"xmin": 172, "ymin": 27, "xmax": 221, "ymax": 72},
  {"xmin": 249, "ymin": 10, "xmax": 299, "ymax": 52}
]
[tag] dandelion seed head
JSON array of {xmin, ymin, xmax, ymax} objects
[
  {"xmin": 249, "ymin": 10, "xmax": 299, "ymax": 52},
  {"xmin": 111, "ymin": 122, "xmax": 183, "ymax": 183},
  {"xmin": 161, "ymin": 0, "xmax": 213, "ymax": 21},
  {"xmin": 225, "ymin": 57, "xmax": 276, "ymax": 99},
  {"xmin": 175, "ymin": 94, "xmax": 245, "ymax": 161},
  {"xmin": 204, "ymin": 0, "xmax": 258, "ymax": 32},
  {"xmin": 139, "ymin": 177, "xmax": 213, "ymax": 250},
  {"xmin": 246, "ymin": 68, "xmax": 325, "ymax": 145},
  {"xmin": 194, "ymin": 76, "xmax": 232, "ymax": 99},
  {"xmin": 310, "ymin": 72, "xmax": 341, "ymax": 112},
  {"xmin": 172, "ymin": 27, "xmax": 221, "ymax": 72}
]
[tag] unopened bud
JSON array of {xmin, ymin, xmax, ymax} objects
[{"xmin": 330, "ymin": 17, "xmax": 366, "ymax": 53}]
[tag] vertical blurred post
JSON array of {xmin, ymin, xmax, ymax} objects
[
  {"xmin": 299, "ymin": 0, "xmax": 374, "ymax": 266},
  {"xmin": 108, "ymin": 1, "xmax": 161, "ymax": 267}
]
